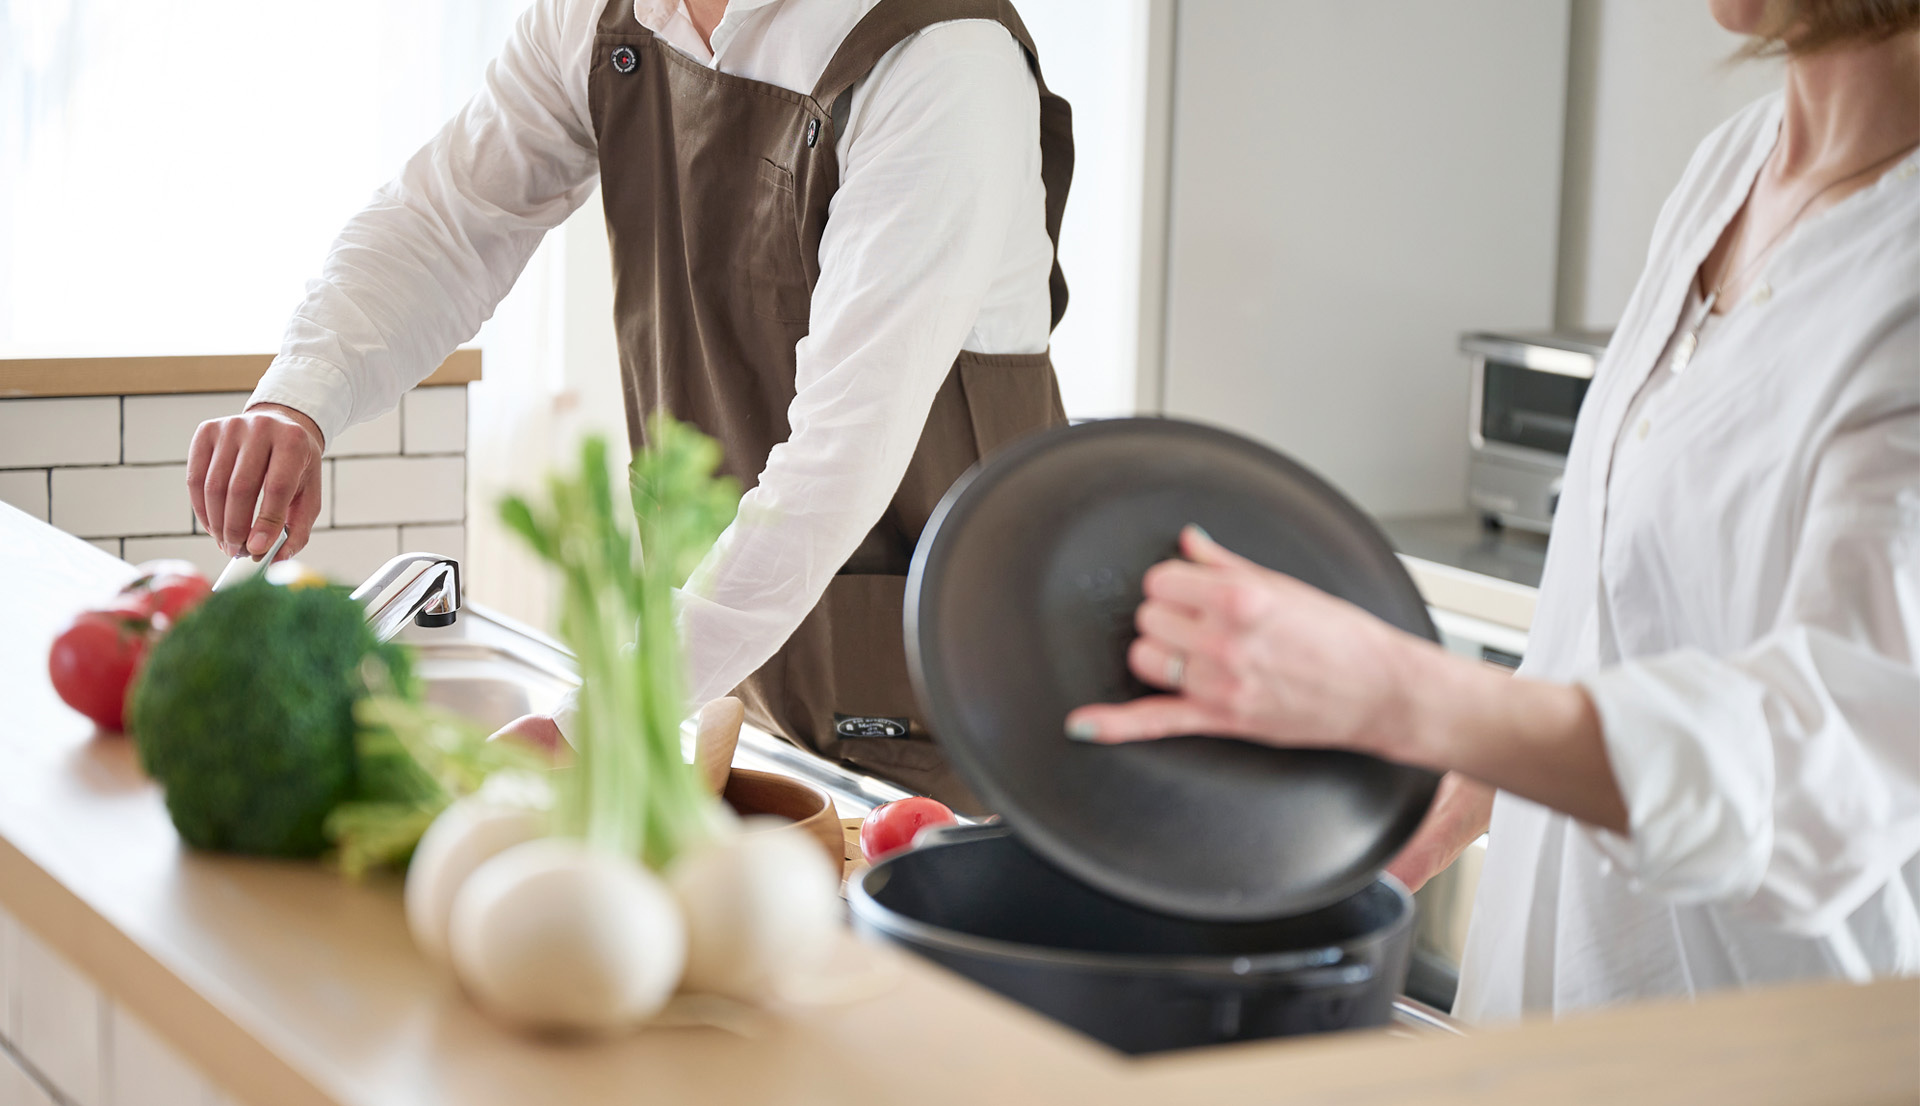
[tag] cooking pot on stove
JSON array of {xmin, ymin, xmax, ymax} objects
[
  {"xmin": 849, "ymin": 824, "xmax": 1415, "ymax": 1054},
  {"xmin": 856, "ymin": 417, "xmax": 1440, "ymax": 1053}
]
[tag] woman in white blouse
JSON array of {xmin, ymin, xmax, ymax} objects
[{"xmin": 1066, "ymin": 0, "xmax": 1920, "ymax": 1021}]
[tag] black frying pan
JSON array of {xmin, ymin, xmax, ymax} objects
[{"xmin": 905, "ymin": 418, "xmax": 1440, "ymax": 921}]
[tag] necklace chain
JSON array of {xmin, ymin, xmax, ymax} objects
[
  {"xmin": 1670, "ymin": 140, "xmax": 1916, "ymax": 377},
  {"xmin": 1708, "ymin": 141, "xmax": 1919, "ymax": 303}
]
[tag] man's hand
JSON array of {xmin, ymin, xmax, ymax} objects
[{"xmin": 186, "ymin": 403, "xmax": 325, "ymax": 561}]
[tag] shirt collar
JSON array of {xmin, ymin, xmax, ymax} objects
[{"xmin": 632, "ymin": 0, "xmax": 783, "ymax": 31}]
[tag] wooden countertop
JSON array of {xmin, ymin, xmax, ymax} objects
[
  {"xmin": 1, "ymin": 503, "xmax": 1914, "ymax": 1106},
  {"xmin": 0, "ymin": 351, "xmax": 480, "ymax": 398}
]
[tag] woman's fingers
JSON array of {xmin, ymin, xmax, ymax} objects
[
  {"xmin": 1064, "ymin": 695, "xmax": 1230, "ymax": 745},
  {"xmin": 1134, "ymin": 597, "xmax": 1212, "ymax": 657},
  {"xmin": 1180, "ymin": 523, "xmax": 1259, "ymax": 571}
]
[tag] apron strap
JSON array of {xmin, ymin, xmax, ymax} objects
[{"xmin": 810, "ymin": 0, "xmax": 1073, "ymax": 331}]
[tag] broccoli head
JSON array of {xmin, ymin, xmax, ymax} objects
[{"xmin": 128, "ymin": 578, "xmax": 410, "ymax": 857}]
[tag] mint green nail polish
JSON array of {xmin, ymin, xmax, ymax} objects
[
  {"xmin": 1187, "ymin": 523, "xmax": 1213, "ymax": 543},
  {"xmin": 1065, "ymin": 719, "xmax": 1101, "ymax": 743}
]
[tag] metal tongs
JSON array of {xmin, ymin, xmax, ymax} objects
[{"xmin": 210, "ymin": 528, "xmax": 292, "ymax": 591}]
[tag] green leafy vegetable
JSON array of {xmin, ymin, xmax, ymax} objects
[
  {"xmin": 499, "ymin": 419, "xmax": 740, "ymax": 869},
  {"xmin": 326, "ymin": 695, "xmax": 546, "ymax": 878}
]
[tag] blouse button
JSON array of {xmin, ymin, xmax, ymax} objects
[
  {"xmin": 1898, "ymin": 162, "xmax": 1918, "ymax": 181},
  {"xmin": 1751, "ymin": 282, "xmax": 1772, "ymax": 304},
  {"xmin": 1636, "ymin": 418, "xmax": 1651, "ymax": 440}
]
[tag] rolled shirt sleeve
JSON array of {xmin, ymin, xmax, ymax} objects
[
  {"xmin": 249, "ymin": 0, "xmax": 602, "ymax": 444},
  {"xmin": 1584, "ymin": 327, "xmax": 1920, "ymax": 936}
]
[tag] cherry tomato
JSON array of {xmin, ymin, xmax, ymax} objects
[
  {"xmin": 119, "ymin": 560, "xmax": 211, "ymax": 623},
  {"xmin": 859, "ymin": 797, "xmax": 958, "ymax": 864},
  {"xmin": 48, "ymin": 611, "xmax": 150, "ymax": 733}
]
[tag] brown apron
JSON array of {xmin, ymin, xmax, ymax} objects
[{"xmin": 588, "ymin": 0, "xmax": 1073, "ymax": 809}]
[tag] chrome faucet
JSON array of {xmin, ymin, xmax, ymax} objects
[{"xmin": 352, "ymin": 552, "xmax": 462, "ymax": 643}]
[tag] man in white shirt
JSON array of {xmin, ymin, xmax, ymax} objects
[{"xmin": 185, "ymin": 0, "xmax": 1073, "ymax": 804}]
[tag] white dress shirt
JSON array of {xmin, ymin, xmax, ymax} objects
[
  {"xmin": 1456, "ymin": 92, "xmax": 1920, "ymax": 1022},
  {"xmin": 249, "ymin": 0, "xmax": 1053, "ymax": 707}
]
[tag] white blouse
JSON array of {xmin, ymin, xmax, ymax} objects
[{"xmin": 1456, "ymin": 92, "xmax": 1920, "ymax": 1022}]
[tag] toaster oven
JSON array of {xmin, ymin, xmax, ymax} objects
[{"xmin": 1463, "ymin": 329, "xmax": 1610, "ymax": 534}]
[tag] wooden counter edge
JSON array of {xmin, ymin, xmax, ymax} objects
[
  {"xmin": 0, "ymin": 833, "xmax": 342, "ymax": 1106},
  {"xmin": 0, "ymin": 350, "xmax": 481, "ymax": 398}
]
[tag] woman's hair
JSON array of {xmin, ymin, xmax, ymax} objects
[{"xmin": 1742, "ymin": 0, "xmax": 1920, "ymax": 56}]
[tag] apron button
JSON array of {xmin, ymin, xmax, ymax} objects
[{"xmin": 611, "ymin": 45, "xmax": 638, "ymax": 74}]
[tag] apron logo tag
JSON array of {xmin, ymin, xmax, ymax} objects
[
  {"xmin": 805, "ymin": 119, "xmax": 821, "ymax": 148},
  {"xmin": 834, "ymin": 714, "xmax": 909, "ymax": 739},
  {"xmin": 611, "ymin": 45, "xmax": 638, "ymax": 74}
]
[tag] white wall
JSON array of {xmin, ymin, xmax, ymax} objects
[
  {"xmin": 1020, "ymin": 0, "xmax": 1157, "ymax": 418},
  {"xmin": 1159, "ymin": 0, "xmax": 1571, "ymax": 517},
  {"xmin": 1556, "ymin": 0, "xmax": 1784, "ymax": 330}
]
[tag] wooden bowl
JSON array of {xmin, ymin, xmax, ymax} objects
[{"xmin": 722, "ymin": 768, "xmax": 842, "ymax": 867}]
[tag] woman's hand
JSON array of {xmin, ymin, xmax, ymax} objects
[
  {"xmin": 1063, "ymin": 526, "xmax": 1630, "ymax": 835},
  {"xmin": 1385, "ymin": 773, "xmax": 1494, "ymax": 892},
  {"xmin": 1063, "ymin": 526, "xmax": 1431, "ymax": 762}
]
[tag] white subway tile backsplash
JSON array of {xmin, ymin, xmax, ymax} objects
[
  {"xmin": 0, "ymin": 398, "xmax": 120, "ymax": 469},
  {"xmin": 400, "ymin": 524, "xmax": 464, "ymax": 566},
  {"xmin": 1, "ymin": 1047, "xmax": 57, "ymax": 1106},
  {"xmin": 296, "ymin": 528, "xmax": 400, "ymax": 586},
  {"xmin": 107, "ymin": 1004, "xmax": 211, "ymax": 1106},
  {"xmin": 0, "ymin": 472, "xmax": 50, "ymax": 523},
  {"xmin": 402, "ymin": 387, "xmax": 466, "ymax": 455},
  {"xmin": 325, "ymin": 406, "xmax": 401, "ymax": 458},
  {"xmin": 332, "ymin": 457, "xmax": 463, "ymax": 527},
  {"xmin": 120, "ymin": 394, "xmax": 251, "ymax": 465},
  {"xmin": 88, "ymin": 540, "xmax": 123, "ymax": 560},
  {"xmin": 15, "ymin": 925, "xmax": 103, "ymax": 1106},
  {"xmin": 50, "ymin": 467, "xmax": 192, "ymax": 540},
  {"xmin": 120, "ymin": 537, "xmax": 228, "ymax": 582}
]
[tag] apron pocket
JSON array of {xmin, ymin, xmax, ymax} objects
[
  {"xmin": 955, "ymin": 350, "xmax": 1068, "ymax": 460},
  {"xmin": 746, "ymin": 159, "xmax": 812, "ymax": 324}
]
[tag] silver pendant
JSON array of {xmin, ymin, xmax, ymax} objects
[{"xmin": 1673, "ymin": 330, "xmax": 1699, "ymax": 374}]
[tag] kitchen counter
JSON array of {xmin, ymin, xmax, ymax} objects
[{"xmin": 1, "ymin": 503, "xmax": 1915, "ymax": 1106}]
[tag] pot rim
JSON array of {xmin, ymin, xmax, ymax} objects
[{"xmin": 848, "ymin": 831, "xmax": 1416, "ymax": 980}]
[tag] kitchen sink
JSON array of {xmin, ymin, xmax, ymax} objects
[{"xmin": 392, "ymin": 603, "xmax": 915, "ymax": 819}]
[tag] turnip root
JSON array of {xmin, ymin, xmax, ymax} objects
[
  {"xmin": 405, "ymin": 796, "xmax": 548, "ymax": 967},
  {"xmin": 669, "ymin": 821, "xmax": 841, "ymax": 1003},
  {"xmin": 449, "ymin": 838, "xmax": 686, "ymax": 1034}
]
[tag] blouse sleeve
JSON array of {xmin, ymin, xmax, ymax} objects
[{"xmin": 1580, "ymin": 312, "xmax": 1920, "ymax": 937}]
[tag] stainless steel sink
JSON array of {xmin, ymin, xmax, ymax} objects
[{"xmin": 392, "ymin": 604, "xmax": 914, "ymax": 819}]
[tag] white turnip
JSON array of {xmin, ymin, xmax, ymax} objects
[
  {"xmin": 405, "ymin": 796, "xmax": 547, "ymax": 967},
  {"xmin": 670, "ymin": 821, "xmax": 841, "ymax": 1003},
  {"xmin": 449, "ymin": 838, "xmax": 685, "ymax": 1035}
]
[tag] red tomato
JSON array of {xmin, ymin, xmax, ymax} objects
[
  {"xmin": 120, "ymin": 561, "xmax": 211, "ymax": 622},
  {"xmin": 859, "ymin": 797, "xmax": 958, "ymax": 864},
  {"xmin": 48, "ymin": 611, "xmax": 150, "ymax": 733}
]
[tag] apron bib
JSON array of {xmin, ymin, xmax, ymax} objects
[{"xmin": 587, "ymin": 0, "xmax": 1073, "ymax": 807}]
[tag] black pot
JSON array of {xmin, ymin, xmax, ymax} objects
[{"xmin": 849, "ymin": 824, "xmax": 1415, "ymax": 1055}]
